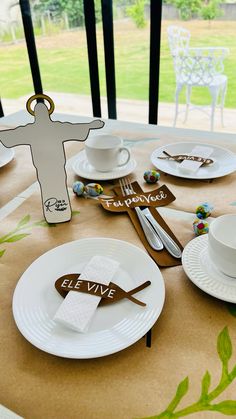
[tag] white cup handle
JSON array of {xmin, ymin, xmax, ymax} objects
[{"xmin": 118, "ymin": 147, "xmax": 130, "ymax": 167}]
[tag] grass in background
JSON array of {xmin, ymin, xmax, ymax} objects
[{"xmin": 0, "ymin": 19, "xmax": 235, "ymax": 108}]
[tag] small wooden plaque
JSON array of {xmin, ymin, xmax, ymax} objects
[{"xmin": 55, "ymin": 274, "xmax": 151, "ymax": 307}]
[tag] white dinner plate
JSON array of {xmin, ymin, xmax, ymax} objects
[
  {"xmin": 0, "ymin": 143, "xmax": 14, "ymax": 168},
  {"xmin": 151, "ymin": 142, "xmax": 236, "ymax": 180},
  {"xmin": 13, "ymin": 238, "xmax": 165, "ymax": 358},
  {"xmin": 72, "ymin": 150, "xmax": 137, "ymax": 181},
  {"xmin": 182, "ymin": 235, "xmax": 236, "ymax": 303}
]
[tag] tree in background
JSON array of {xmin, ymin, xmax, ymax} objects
[
  {"xmin": 58, "ymin": 0, "xmax": 84, "ymax": 26},
  {"xmin": 126, "ymin": 0, "xmax": 147, "ymax": 28},
  {"xmin": 34, "ymin": 0, "xmax": 101, "ymax": 28},
  {"xmin": 34, "ymin": 0, "xmax": 64, "ymax": 19},
  {"xmin": 200, "ymin": 0, "xmax": 224, "ymax": 23},
  {"xmin": 168, "ymin": 0, "xmax": 225, "ymax": 21},
  {"xmin": 170, "ymin": 0, "xmax": 202, "ymax": 20}
]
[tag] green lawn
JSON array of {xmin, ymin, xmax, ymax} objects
[{"xmin": 0, "ymin": 19, "xmax": 235, "ymax": 108}]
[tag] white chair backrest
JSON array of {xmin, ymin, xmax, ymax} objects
[
  {"xmin": 173, "ymin": 47, "xmax": 229, "ymax": 85},
  {"xmin": 167, "ymin": 26, "xmax": 229, "ymax": 86},
  {"xmin": 167, "ymin": 25, "xmax": 191, "ymax": 54}
]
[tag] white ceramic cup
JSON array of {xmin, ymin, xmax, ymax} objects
[
  {"xmin": 85, "ymin": 135, "xmax": 130, "ymax": 172},
  {"xmin": 208, "ymin": 214, "xmax": 236, "ymax": 277}
]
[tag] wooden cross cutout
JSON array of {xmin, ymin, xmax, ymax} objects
[{"xmin": 0, "ymin": 94, "xmax": 104, "ymax": 223}]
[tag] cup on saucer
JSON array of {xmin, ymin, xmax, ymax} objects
[
  {"xmin": 208, "ymin": 214, "xmax": 236, "ymax": 278},
  {"xmin": 85, "ymin": 134, "xmax": 130, "ymax": 172}
]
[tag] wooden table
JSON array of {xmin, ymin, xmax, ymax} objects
[{"xmin": 0, "ymin": 111, "xmax": 236, "ymax": 419}]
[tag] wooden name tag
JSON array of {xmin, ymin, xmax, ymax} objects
[
  {"xmin": 99, "ymin": 184, "xmax": 175, "ymax": 212},
  {"xmin": 55, "ymin": 274, "xmax": 151, "ymax": 307},
  {"xmin": 158, "ymin": 154, "xmax": 214, "ymax": 165}
]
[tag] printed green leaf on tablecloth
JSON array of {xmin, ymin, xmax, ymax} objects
[
  {"xmin": 0, "ymin": 249, "xmax": 6, "ymax": 257},
  {"xmin": 16, "ymin": 214, "xmax": 31, "ymax": 228},
  {"xmin": 0, "ymin": 210, "xmax": 80, "ymax": 258},
  {"xmin": 217, "ymin": 326, "xmax": 232, "ymax": 365},
  {"xmin": 4, "ymin": 233, "xmax": 30, "ymax": 242},
  {"xmin": 165, "ymin": 377, "xmax": 189, "ymax": 414},
  {"xmin": 200, "ymin": 370, "xmax": 211, "ymax": 400},
  {"xmin": 141, "ymin": 327, "xmax": 236, "ymax": 418}
]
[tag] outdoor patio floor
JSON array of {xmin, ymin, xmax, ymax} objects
[{"xmin": 2, "ymin": 92, "xmax": 236, "ymax": 134}]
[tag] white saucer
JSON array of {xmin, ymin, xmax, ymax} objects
[
  {"xmin": 182, "ymin": 234, "xmax": 236, "ymax": 303},
  {"xmin": 151, "ymin": 142, "xmax": 236, "ymax": 180},
  {"xmin": 0, "ymin": 143, "xmax": 14, "ymax": 168},
  {"xmin": 72, "ymin": 150, "xmax": 137, "ymax": 181}
]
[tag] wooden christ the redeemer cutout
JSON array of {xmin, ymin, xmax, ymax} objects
[{"xmin": 0, "ymin": 94, "xmax": 104, "ymax": 223}]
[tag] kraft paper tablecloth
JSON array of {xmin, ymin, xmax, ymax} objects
[
  {"xmin": 0, "ymin": 145, "xmax": 36, "ymax": 207},
  {"xmin": 0, "ymin": 190, "xmax": 236, "ymax": 419}
]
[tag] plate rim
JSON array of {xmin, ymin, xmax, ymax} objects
[
  {"xmin": 12, "ymin": 237, "xmax": 165, "ymax": 358},
  {"xmin": 150, "ymin": 141, "xmax": 236, "ymax": 180},
  {"xmin": 72, "ymin": 150, "xmax": 137, "ymax": 180},
  {"xmin": 182, "ymin": 234, "xmax": 236, "ymax": 303}
]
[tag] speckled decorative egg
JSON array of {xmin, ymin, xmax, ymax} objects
[
  {"xmin": 196, "ymin": 202, "xmax": 213, "ymax": 219},
  {"xmin": 73, "ymin": 181, "xmax": 85, "ymax": 196},
  {"xmin": 193, "ymin": 218, "xmax": 209, "ymax": 236},
  {"xmin": 84, "ymin": 183, "xmax": 103, "ymax": 197},
  {"xmin": 144, "ymin": 170, "xmax": 160, "ymax": 184}
]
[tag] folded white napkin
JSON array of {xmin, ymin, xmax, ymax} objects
[
  {"xmin": 53, "ymin": 255, "xmax": 119, "ymax": 332},
  {"xmin": 0, "ymin": 404, "xmax": 23, "ymax": 419},
  {"xmin": 178, "ymin": 145, "xmax": 213, "ymax": 174}
]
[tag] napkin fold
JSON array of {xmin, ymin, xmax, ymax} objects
[
  {"xmin": 178, "ymin": 145, "xmax": 213, "ymax": 174},
  {"xmin": 0, "ymin": 404, "xmax": 23, "ymax": 419},
  {"xmin": 53, "ymin": 255, "xmax": 119, "ymax": 332}
]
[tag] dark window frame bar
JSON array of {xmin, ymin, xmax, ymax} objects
[
  {"xmin": 101, "ymin": 0, "xmax": 117, "ymax": 119},
  {"xmin": 19, "ymin": 0, "xmax": 43, "ymax": 99},
  {"xmin": 149, "ymin": 0, "xmax": 162, "ymax": 125},
  {"xmin": 0, "ymin": 99, "xmax": 4, "ymax": 118},
  {"xmin": 84, "ymin": 0, "xmax": 102, "ymax": 117}
]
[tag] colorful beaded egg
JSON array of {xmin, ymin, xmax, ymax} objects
[
  {"xmin": 144, "ymin": 170, "xmax": 160, "ymax": 184},
  {"xmin": 195, "ymin": 202, "xmax": 213, "ymax": 219},
  {"xmin": 193, "ymin": 218, "xmax": 209, "ymax": 236},
  {"xmin": 84, "ymin": 183, "xmax": 103, "ymax": 197},
  {"xmin": 72, "ymin": 181, "xmax": 85, "ymax": 196}
]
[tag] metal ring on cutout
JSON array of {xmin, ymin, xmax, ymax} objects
[{"xmin": 26, "ymin": 94, "xmax": 55, "ymax": 116}]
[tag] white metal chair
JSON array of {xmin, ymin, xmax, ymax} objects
[{"xmin": 167, "ymin": 25, "xmax": 229, "ymax": 131}]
